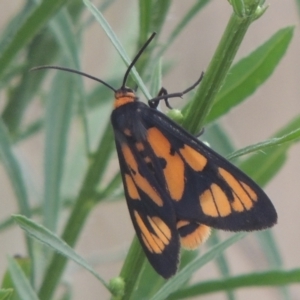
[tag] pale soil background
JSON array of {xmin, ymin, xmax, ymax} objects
[{"xmin": 0, "ymin": 1, "xmax": 300, "ymax": 299}]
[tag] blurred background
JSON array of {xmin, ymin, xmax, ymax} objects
[{"xmin": 0, "ymin": 1, "xmax": 299, "ymax": 299}]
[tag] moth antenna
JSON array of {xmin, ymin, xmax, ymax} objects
[
  {"xmin": 121, "ymin": 32, "xmax": 156, "ymax": 89},
  {"xmin": 30, "ymin": 65, "xmax": 117, "ymax": 92}
]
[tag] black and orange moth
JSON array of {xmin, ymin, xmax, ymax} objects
[{"xmin": 34, "ymin": 32, "xmax": 277, "ymax": 278}]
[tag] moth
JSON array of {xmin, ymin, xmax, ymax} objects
[{"xmin": 33, "ymin": 32, "xmax": 277, "ymax": 278}]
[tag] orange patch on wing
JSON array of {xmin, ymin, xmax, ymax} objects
[
  {"xmin": 200, "ymin": 188, "xmax": 219, "ymax": 217},
  {"xmin": 231, "ymin": 195, "xmax": 244, "ymax": 212},
  {"xmin": 180, "ymin": 224, "xmax": 211, "ymax": 250},
  {"xmin": 134, "ymin": 211, "xmax": 163, "ymax": 253},
  {"xmin": 241, "ymin": 182, "xmax": 258, "ymax": 202},
  {"xmin": 147, "ymin": 216, "xmax": 171, "ymax": 245},
  {"xmin": 122, "ymin": 145, "xmax": 163, "ymax": 206},
  {"xmin": 176, "ymin": 220, "xmax": 190, "ymax": 229},
  {"xmin": 136, "ymin": 142, "xmax": 144, "ymax": 151},
  {"xmin": 123, "ymin": 128, "xmax": 131, "ymax": 136},
  {"xmin": 219, "ymin": 168, "xmax": 254, "ymax": 210},
  {"xmin": 179, "ymin": 144, "xmax": 207, "ymax": 171},
  {"xmin": 125, "ymin": 174, "xmax": 140, "ymax": 200},
  {"xmin": 211, "ymin": 183, "xmax": 231, "ymax": 217},
  {"xmin": 141, "ymin": 234, "xmax": 152, "ymax": 253},
  {"xmin": 134, "ymin": 211, "xmax": 169, "ymax": 254},
  {"xmin": 147, "ymin": 127, "xmax": 184, "ymax": 201},
  {"xmin": 144, "ymin": 156, "xmax": 151, "ymax": 164}
]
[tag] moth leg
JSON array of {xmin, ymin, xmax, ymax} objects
[
  {"xmin": 148, "ymin": 72, "xmax": 204, "ymax": 109},
  {"xmin": 148, "ymin": 87, "xmax": 173, "ymax": 109}
]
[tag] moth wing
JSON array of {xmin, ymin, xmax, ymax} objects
[
  {"xmin": 142, "ymin": 109, "xmax": 277, "ymax": 233},
  {"xmin": 115, "ymin": 139, "xmax": 180, "ymax": 278}
]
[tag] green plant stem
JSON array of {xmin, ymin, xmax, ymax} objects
[
  {"xmin": 38, "ymin": 123, "xmax": 115, "ymax": 300},
  {"xmin": 119, "ymin": 236, "xmax": 146, "ymax": 300},
  {"xmin": 182, "ymin": 10, "xmax": 259, "ymax": 134}
]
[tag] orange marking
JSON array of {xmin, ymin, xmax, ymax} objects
[
  {"xmin": 148, "ymin": 216, "xmax": 171, "ymax": 244},
  {"xmin": 123, "ymin": 128, "xmax": 131, "ymax": 136},
  {"xmin": 136, "ymin": 142, "xmax": 144, "ymax": 151},
  {"xmin": 114, "ymin": 91, "xmax": 136, "ymax": 108},
  {"xmin": 141, "ymin": 234, "xmax": 153, "ymax": 253},
  {"xmin": 125, "ymin": 174, "xmax": 140, "ymax": 200},
  {"xmin": 152, "ymin": 235, "xmax": 165, "ymax": 252},
  {"xmin": 218, "ymin": 168, "xmax": 253, "ymax": 210},
  {"xmin": 147, "ymin": 127, "xmax": 184, "ymax": 201},
  {"xmin": 211, "ymin": 183, "xmax": 231, "ymax": 217},
  {"xmin": 122, "ymin": 145, "xmax": 163, "ymax": 206},
  {"xmin": 241, "ymin": 182, "xmax": 258, "ymax": 201},
  {"xmin": 144, "ymin": 156, "xmax": 151, "ymax": 164},
  {"xmin": 179, "ymin": 144, "xmax": 207, "ymax": 171},
  {"xmin": 200, "ymin": 189, "xmax": 219, "ymax": 217},
  {"xmin": 231, "ymin": 195, "xmax": 244, "ymax": 212},
  {"xmin": 134, "ymin": 211, "xmax": 164, "ymax": 254},
  {"xmin": 176, "ymin": 220, "xmax": 190, "ymax": 229},
  {"xmin": 180, "ymin": 224, "xmax": 211, "ymax": 250}
]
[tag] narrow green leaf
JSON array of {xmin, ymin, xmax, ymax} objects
[
  {"xmin": 2, "ymin": 256, "xmax": 31, "ymax": 300},
  {"xmin": 2, "ymin": 1, "xmax": 84, "ymax": 136},
  {"xmin": 0, "ymin": 119, "xmax": 31, "ymax": 217},
  {"xmin": 7, "ymin": 256, "xmax": 39, "ymax": 300},
  {"xmin": 149, "ymin": 0, "xmax": 172, "ymax": 36},
  {"xmin": 2, "ymin": 7, "xmax": 82, "ymax": 137},
  {"xmin": 138, "ymin": 0, "xmax": 152, "ymax": 44},
  {"xmin": 149, "ymin": 58, "xmax": 162, "ymax": 96},
  {"xmin": 227, "ymin": 127, "xmax": 300, "ymax": 160},
  {"xmin": 48, "ymin": 9, "xmax": 81, "ymax": 69},
  {"xmin": 206, "ymin": 26, "xmax": 294, "ymax": 124},
  {"xmin": 83, "ymin": 0, "xmax": 151, "ymax": 99},
  {"xmin": 151, "ymin": 233, "xmax": 246, "ymax": 300},
  {"xmin": 168, "ymin": 269, "xmax": 300, "ymax": 299},
  {"xmin": 238, "ymin": 116, "xmax": 300, "ymax": 300},
  {"xmin": 44, "ymin": 68, "xmax": 75, "ymax": 232},
  {"xmin": 135, "ymin": 0, "xmax": 170, "ymax": 80},
  {"xmin": 15, "ymin": 119, "xmax": 43, "ymax": 142},
  {"xmin": 0, "ymin": 3, "xmax": 34, "ymax": 53},
  {"xmin": 0, "ymin": 289, "xmax": 13, "ymax": 300},
  {"xmin": 203, "ymin": 123, "xmax": 236, "ymax": 157},
  {"xmin": 0, "ymin": 0, "xmax": 68, "ymax": 80},
  {"xmin": 48, "ymin": 9, "xmax": 91, "ymax": 154},
  {"xmin": 239, "ymin": 115, "xmax": 300, "ymax": 186},
  {"xmin": 12, "ymin": 215, "xmax": 111, "ymax": 292},
  {"xmin": 0, "ymin": 203, "xmax": 44, "ymax": 232},
  {"xmin": 81, "ymin": 0, "xmax": 118, "ymax": 29}
]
